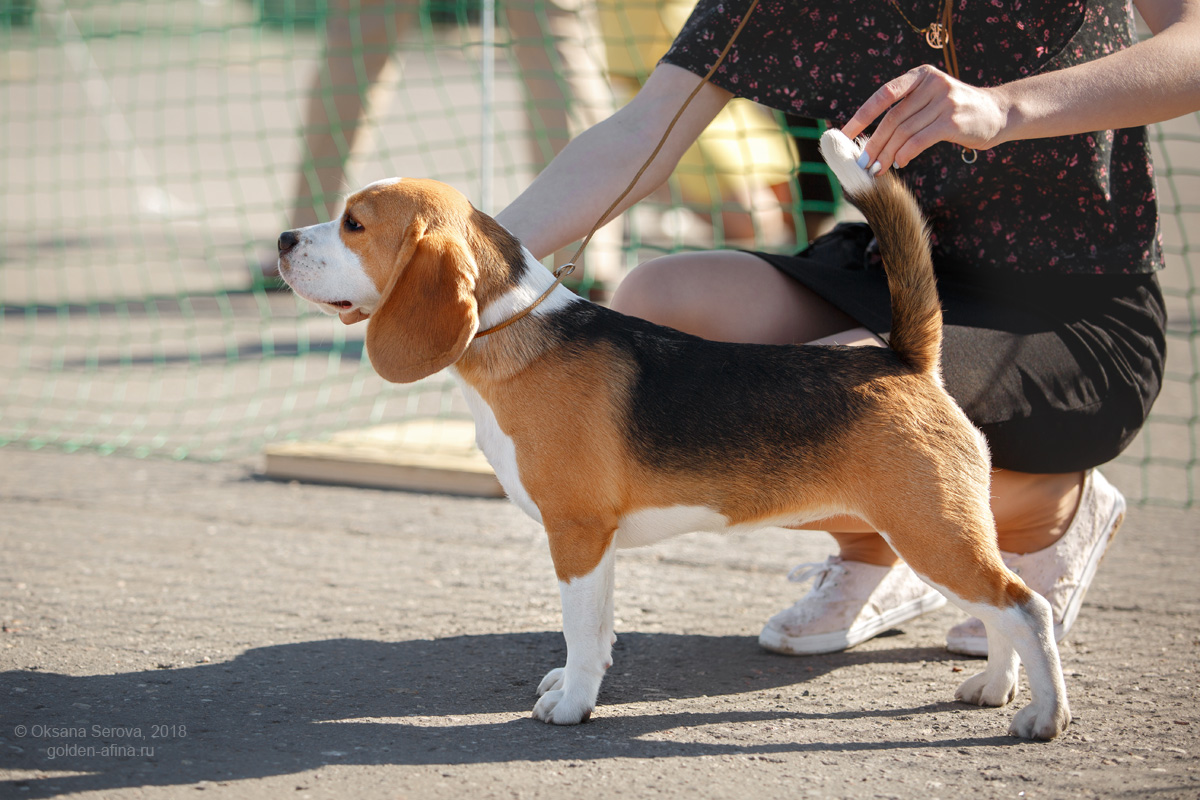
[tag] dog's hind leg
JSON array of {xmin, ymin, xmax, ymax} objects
[
  {"xmin": 946, "ymin": 585, "xmax": 1071, "ymax": 740},
  {"xmin": 866, "ymin": 489, "xmax": 1071, "ymax": 740},
  {"xmin": 952, "ymin": 607, "xmax": 1020, "ymax": 708}
]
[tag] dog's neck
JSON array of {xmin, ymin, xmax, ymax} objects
[
  {"xmin": 476, "ymin": 247, "xmax": 578, "ymax": 332},
  {"xmin": 456, "ymin": 231, "xmax": 584, "ymax": 385}
]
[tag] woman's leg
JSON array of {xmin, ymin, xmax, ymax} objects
[
  {"xmin": 290, "ymin": 0, "xmax": 415, "ymax": 230},
  {"xmin": 610, "ymin": 250, "xmax": 868, "ymax": 345}
]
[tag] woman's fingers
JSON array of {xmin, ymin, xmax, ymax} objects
[
  {"xmin": 843, "ymin": 65, "xmax": 1005, "ymax": 172},
  {"xmin": 842, "ymin": 66, "xmax": 933, "ymax": 141},
  {"xmin": 870, "ymin": 89, "xmax": 955, "ymax": 171}
]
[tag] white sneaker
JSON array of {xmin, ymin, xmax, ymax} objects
[
  {"xmin": 759, "ymin": 556, "xmax": 947, "ymax": 655},
  {"xmin": 945, "ymin": 470, "xmax": 1126, "ymax": 657}
]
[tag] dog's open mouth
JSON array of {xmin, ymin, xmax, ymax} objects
[{"xmin": 329, "ymin": 301, "xmax": 354, "ymax": 310}]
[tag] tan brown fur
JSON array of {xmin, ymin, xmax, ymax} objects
[
  {"xmin": 457, "ymin": 337, "xmax": 636, "ymax": 581},
  {"xmin": 338, "ymin": 179, "xmax": 520, "ymax": 315},
  {"xmin": 850, "ymin": 172, "xmax": 942, "ymax": 376}
]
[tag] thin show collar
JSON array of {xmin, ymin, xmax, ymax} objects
[
  {"xmin": 474, "ymin": 261, "xmax": 576, "ymax": 338},
  {"xmin": 472, "ymin": 0, "xmax": 763, "ymax": 340}
]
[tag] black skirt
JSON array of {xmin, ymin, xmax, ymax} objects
[{"xmin": 753, "ymin": 224, "xmax": 1168, "ymax": 473}]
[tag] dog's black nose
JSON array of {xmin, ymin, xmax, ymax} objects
[{"xmin": 278, "ymin": 230, "xmax": 300, "ymax": 255}]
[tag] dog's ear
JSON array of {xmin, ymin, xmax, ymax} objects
[{"xmin": 365, "ymin": 229, "xmax": 479, "ymax": 383}]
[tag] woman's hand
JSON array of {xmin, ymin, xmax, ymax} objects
[
  {"xmin": 842, "ymin": 0, "xmax": 1200, "ymax": 174},
  {"xmin": 841, "ymin": 64, "xmax": 1010, "ymax": 173}
]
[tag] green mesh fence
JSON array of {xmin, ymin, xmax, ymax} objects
[{"xmin": 0, "ymin": 1, "xmax": 1196, "ymax": 506}]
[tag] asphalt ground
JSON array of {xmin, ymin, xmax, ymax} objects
[{"xmin": 2, "ymin": 448, "xmax": 1198, "ymax": 799}]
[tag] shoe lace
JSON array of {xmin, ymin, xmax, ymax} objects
[{"xmin": 786, "ymin": 556, "xmax": 846, "ymax": 587}]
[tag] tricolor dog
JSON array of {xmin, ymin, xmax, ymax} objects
[{"xmin": 276, "ymin": 130, "xmax": 1071, "ymax": 740}]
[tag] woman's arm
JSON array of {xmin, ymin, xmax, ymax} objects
[
  {"xmin": 495, "ymin": 64, "xmax": 731, "ymax": 260},
  {"xmin": 843, "ymin": 0, "xmax": 1200, "ymax": 172}
]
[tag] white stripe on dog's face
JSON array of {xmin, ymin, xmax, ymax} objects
[
  {"xmin": 279, "ymin": 219, "xmax": 382, "ymax": 317},
  {"xmin": 361, "ymin": 177, "xmax": 403, "ymax": 192}
]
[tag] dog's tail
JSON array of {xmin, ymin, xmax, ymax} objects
[{"xmin": 818, "ymin": 129, "xmax": 941, "ymax": 377}]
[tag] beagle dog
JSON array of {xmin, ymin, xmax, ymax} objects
[{"xmin": 276, "ymin": 130, "xmax": 1071, "ymax": 740}]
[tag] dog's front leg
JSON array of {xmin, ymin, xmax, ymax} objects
[{"xmin": 533, "ymin": 539, "xmax": 616, "ymax": 725}]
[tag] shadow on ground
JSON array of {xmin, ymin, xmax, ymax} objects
[{"xmin": 2, "ymin": 632, "xmax": 1014, "ymax": 795}]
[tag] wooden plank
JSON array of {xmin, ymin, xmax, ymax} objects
[{"xmin": 263, "ymin": 419, "xmax": 505, "ymax": 497}]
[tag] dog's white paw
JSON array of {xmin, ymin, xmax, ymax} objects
[
  {"xmin": 956, "ymin": 670, "xmax": 1018, "ymax": 707},
  {"xmin": 1009, "ymin": 699, "xmax": 1071, "ymax": 741},
  {"xmin": 532, "ymin": 689, "xmax": 593, "ymax": 725},
  {"xmin": 537, "ymin": 667, "xmax": 565, "ymax": 696}
]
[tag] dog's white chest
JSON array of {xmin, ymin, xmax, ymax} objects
[{"xmin": 455, "ymin": 378, "xmax": 543, "ymax": 524}]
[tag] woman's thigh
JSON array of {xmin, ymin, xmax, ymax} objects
[{"xmin": 610, "ymin": 250, "xmax": 865, "ymax": 344}]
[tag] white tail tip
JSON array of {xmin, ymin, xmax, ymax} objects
[{"xmin": 819, "ymin": 129, "xmax": 874, "ymax": 197}]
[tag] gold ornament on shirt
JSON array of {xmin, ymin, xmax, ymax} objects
[
  {"xmin": 886, "ymin": 0, "xmax": 978, "ymax": 163},
  {"xmin": 888, "ymin": 0, "xmax": 951, "ymax": 49}
]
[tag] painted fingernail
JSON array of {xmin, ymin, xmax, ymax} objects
[
  {"xmin": 869, "ymin": 161, "xmax": 882, "ymax": 177},
  {"xmin": 856, "ymin": 150, "xmax": 871, "ymax": 169},
  {"xmin": 893, "ymin": 161, "xmax": 901, "ymax": 170}
]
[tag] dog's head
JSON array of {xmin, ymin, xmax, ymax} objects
[{"xmin": 277, "ymin": 178, "xmax": 482, "ymax": 384}]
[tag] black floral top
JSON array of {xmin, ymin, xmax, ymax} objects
[{"xmin": 661, "ymin": 0, "xmax": 1163, "ymax": 275}]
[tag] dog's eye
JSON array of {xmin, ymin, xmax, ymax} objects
[{"xmin": 343, "ymin": 215, "xmax": 363, "ymax": 233}]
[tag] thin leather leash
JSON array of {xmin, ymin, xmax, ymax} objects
[{"xmin": 474, "ymin": 0, "xmax": 762, "ymax": 338}]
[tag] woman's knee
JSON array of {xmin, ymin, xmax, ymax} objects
[
  {"xmin": 611, "ymin": 251, "xmax": 864, "ymax": 344},
  {"xmin": 610, "ymin": 254, "xmax": 697, "ymax": 330}
]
